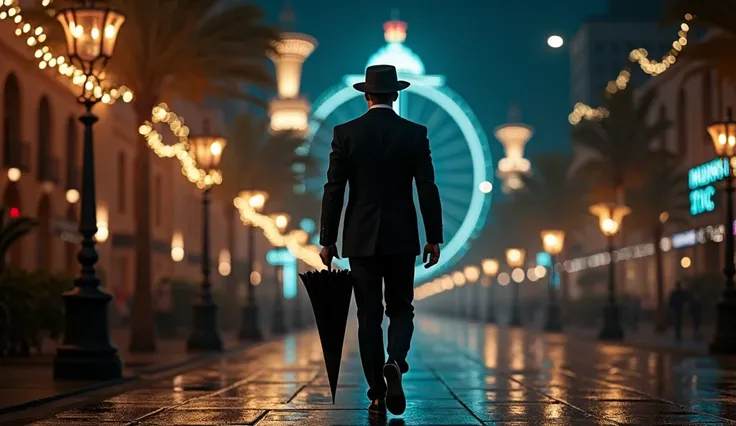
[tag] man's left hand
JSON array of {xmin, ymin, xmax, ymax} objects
[{"xmin": 320, "ymin": 245, "xmax": 339, "ymax": 268}]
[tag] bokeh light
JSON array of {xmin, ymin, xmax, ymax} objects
[{"xmin": 547, "ymin": 35, "xmax": 563, "ymax": 48}]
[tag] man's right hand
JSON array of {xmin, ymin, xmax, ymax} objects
[{"xmin": 422, "ymin": 243, "xmax": 440, "ymax": 268}]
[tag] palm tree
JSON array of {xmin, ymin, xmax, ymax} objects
[
  {"xmin": 626, "ymin": 157, "xmax": 690, "ymax": 332},
  {"xmin": 31, "ymin": 0, "xmax": 280, "ymax": 352},
  {"xmin": 571, "ymin": 87, "xmax": 671, "ymax": 204},
  {"xmin": 216, "ymin": 114, "xmax": 315, "ymax": 212},
  {"xmin": 213, "ymin": 114, "xmax": 313, "ymax": 327}
]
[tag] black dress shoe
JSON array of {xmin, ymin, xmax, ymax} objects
[
  {"xmin": 368, "ymin": 399, "xmax": 386, "ymax": 415},
  {"xmin": 383, "ymin": 360, "xmax": 406, "ymax": 415}
]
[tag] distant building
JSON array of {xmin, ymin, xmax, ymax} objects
[{"xmin": 569, "ymin": 0, "xmax": 674, "ymax": 107}]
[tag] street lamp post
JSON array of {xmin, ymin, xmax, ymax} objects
[
  {"xmin": 506, "ymin": 248, "xmax": 525, "ymax": 327},
  {"xmin": 482, "ymin": 259, "xmax": 499, "ymax": 323},
  {"xmin": 186, "ymin": 133, "xmax": 226, "ymax": 351},
  {"xmin": 707, "ymin": 109, "xmax": 736, "ymax": 354},
  {"xmin": 541, "ymin": 230, "xmax": 565, "ymax": 332},
  {"xmin": 464, "ymin": 265, "xmax": 481, "ymax": 321},
  {"xmin": 239, "ymin": 190, "xmax": 268, "ymax": 340},
  {"xmin": 270, "ymin": 213, "xmax": 289, "ymax": 335},
  {"xmin": 53, "ymin": 1, "xmax": 126, "ymax": 380},
  {"xmin": 590, "ymin": 202, "xmax": 630, "ymax": 340}
]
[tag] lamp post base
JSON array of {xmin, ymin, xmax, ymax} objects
[
  {"xmin": 271, "ymin": 304, "xmax": 287, "ymax": 335},
  {"xmin": 187, "ymin": 301, "xmax": 223, "ymax": 352},
  {"xmin": 53, "ymin": 288, "xmax": 123, "ymax": 380},
  {"xmin": 509, "ymin": 307, "xmax": 523, "ymax": 327},
  {"xmin": 239, "ymin": 303, "xmax": 263, "ymax": 341},
  {"xmin": 599, "ymin": 304, "xmax": 624, "ymax": 341},
  {"xmin": 543, "ymin": 304, "xmax": 563, "ymax": 332},
  {"xmin": 710, "ymin": 291, "xmax": 736, "ymax": 354}
]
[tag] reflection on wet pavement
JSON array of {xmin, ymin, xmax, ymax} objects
[{"xmin": 27, "ymin": 316, "xmax": 736, "ymax": 425}]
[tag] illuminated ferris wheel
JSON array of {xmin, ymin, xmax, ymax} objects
[{"xmin": 297, "ymin": 19, "xmax": 493, "ymax": 282}]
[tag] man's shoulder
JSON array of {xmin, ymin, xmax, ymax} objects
[
  {"xmin": 399, "ymin": 117, "xmax": 427, "ymax": 134},
  {"xmin": 335, "ymin": 112, "xmax": 427, "ymax": 135},
  {"xmin": 334, "ymin": 115, "xmax": 364, "ymax": 134}
]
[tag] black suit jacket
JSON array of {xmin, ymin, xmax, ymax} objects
[{"xmin": 319, "ymin": 107, "xmax": 443, "ymax": 257}]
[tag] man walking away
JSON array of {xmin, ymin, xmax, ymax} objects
[{"xmin": 319, "ymin": 65, "xmax": 443, "ymax": 417}]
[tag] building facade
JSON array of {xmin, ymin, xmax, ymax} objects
[
  {"xmin": 564, "ymin": 36, "xmax": 732, "ymax": 308},
  {"xmin": 0, "ymin": 19, "xmax": 283, "ymax": 319}
]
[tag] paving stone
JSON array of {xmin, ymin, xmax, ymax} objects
[{"xmin": 137, "ymin": 408, "xmax": 266, "ymax": 425}]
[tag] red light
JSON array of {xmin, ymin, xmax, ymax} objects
[{"xmin": 9, "ymin": 207, "xmax": 20, "ymax": 218}]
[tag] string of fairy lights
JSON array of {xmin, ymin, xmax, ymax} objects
[
  {"xmin": 2, "ymin": 0, "xmax": 324, "ymax": 267},
  {"xmin": 233, "ymin": 196, "xmax": 326, "ymax": 271},
  {"xmin": 568, "ymin": 14, "xmax": 694, "ymax": 125}
]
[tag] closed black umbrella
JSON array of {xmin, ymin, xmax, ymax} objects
[{"xmin": 299, "ymin": 268, "xmax": 354, "ymax": 403}]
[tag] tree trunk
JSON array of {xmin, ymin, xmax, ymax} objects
[
  {"xmin": 653, "ymin": 224, "xmax": 666, "ymax": 333},
  {"xmin": 128, "ymin": 97, "xmax": 156, "ymax": 353}
]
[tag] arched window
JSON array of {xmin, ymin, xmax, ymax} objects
[
  {"xmin": 3, "ymin": 73, "xmax": 21, "ymax": 167},
  {"xmin": 677, "ymin": 89, "xmax": 687, "ymax": 155},
  {"xmin": 702, "ymin": 71, "xmax": 713, "ymax": 144},
  {"xmin": 65, "ymin": 116, "xmax": 78, "ymax": 189},
  {"xmin": 658, "ymin": 105, "xmax": 668, "ymax": 151},
  {"xmin": 117, "ymin": 151, "xmax": 126, "ymax": 213},
  {"xmin": 37, "ymin": 96, "xmax": 52, "ymax": 180}
]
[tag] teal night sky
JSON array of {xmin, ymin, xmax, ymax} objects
[{"xmin": 251, "ymin": 0, "xmax": 609, "ymax": 160}]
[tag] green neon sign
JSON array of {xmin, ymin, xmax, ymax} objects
[
  {"xmin": 688, "ymin": 158, "xmax": 730, "ymax": 216},
  {"xmin": 688, "ymin": 158, "xmax": 730, "ymax": 190}
]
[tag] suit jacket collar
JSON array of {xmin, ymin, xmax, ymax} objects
[{"xmin": 366, "ymin": 106, "xmax": 397, "ymax": 117}]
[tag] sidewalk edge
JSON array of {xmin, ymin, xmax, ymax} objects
[
  {"xmin": 0, "ymin": 339, "xmax": 257, "ymax": 416},
  {"xmin": 0, "ymin": 376, "xmax": 138, "ymax": 416}
]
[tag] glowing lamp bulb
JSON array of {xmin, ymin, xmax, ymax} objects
[
  {"xmin": 210, "ymin": 141, "xmax": 223, "ymax": 156},
  {"xmin": 65, "ymin": 189, "xmax": 80, "ymax": 204},
  {"xmin": 171, "ymin": 246, "xmax": 184, "ymax": 262},
  {"xmin": 7, "ymin": 168, "xmax": 21, "ymax": 182},
  {"xmin": 601, "ymin": 218, "xmax": 619, "ymax": 235}
]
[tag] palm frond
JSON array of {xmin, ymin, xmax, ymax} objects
[
  {"xmin": 216, "ymin": 113, "xmax": 307, "ymax": 208},
  {"xmin": 0, "ymin": 217, "xmax": 38, "ymax": 256},
  {"xmin": 571, "ymin": 82, "xmax": 670, "ymax": 193}
]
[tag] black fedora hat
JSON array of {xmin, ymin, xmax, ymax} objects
[{"xmin": 353, "ymin": 65, "xmax": 410, "ymax": 94}]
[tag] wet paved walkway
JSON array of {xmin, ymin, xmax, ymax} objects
[{"xmin": 20, "ymin": 316, "xmax": 736, "ymax": 425}]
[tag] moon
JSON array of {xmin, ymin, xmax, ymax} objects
[{"xmin": 547, "ymin": 35, "xmax": 564, "ymax": 49}]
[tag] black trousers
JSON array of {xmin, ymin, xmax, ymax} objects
[{"xmin": 349, "ymin": 255, "xmax": 415, "ymax": 400}]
